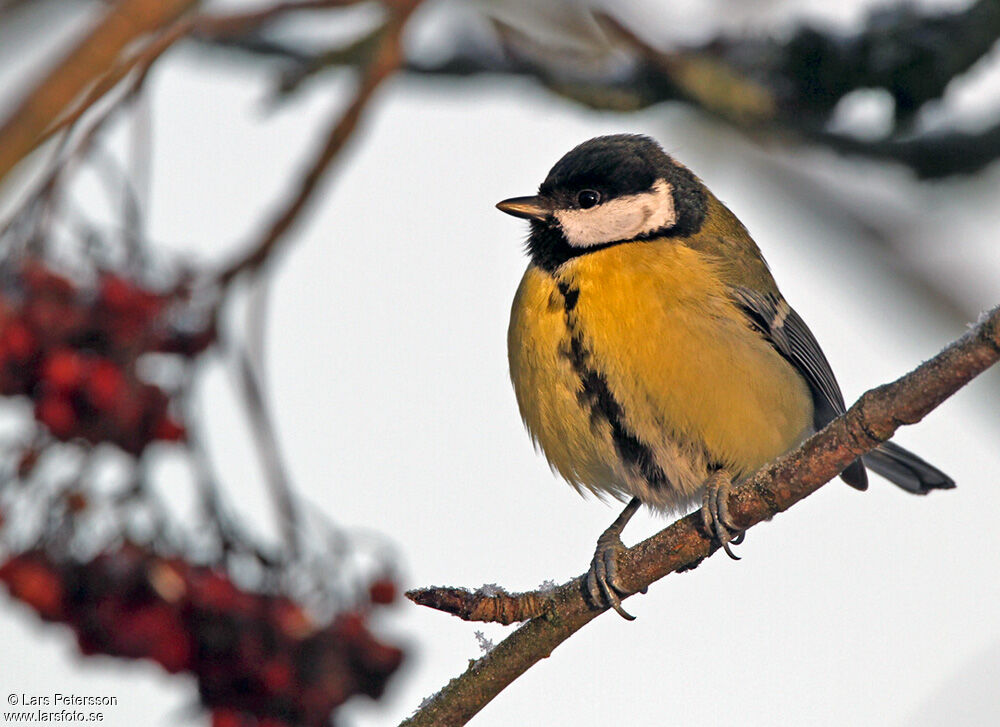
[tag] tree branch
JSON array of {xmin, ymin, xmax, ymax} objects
[
  {"xmin": 807, "ymin": 122, "xmax": 1000, "ymax": 179},
  {"xmin": 0, "ymin": 0, "xmax": 201, "ymax": 187},
  {"xmin": 192, "ymin": 1, "xmax": 1000, "ymax": 178},
  {"xmin": 402, "ymin": 304, "xmax": 1000, "ymax": 727},
  {"xmin": 192, "ymin": 0, "xmax": 368, "ymax": 39},
  {"xmin": 215, "ymin": 0, "xmax": 422, "ymax": 285},
  {"xmin": 693, "ymin": 0, "xmax": 1000, "ymax": 122}
]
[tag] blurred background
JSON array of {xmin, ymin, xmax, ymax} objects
[{"xmin": 1, "ymin": 0, "xmax": 999, "ymax": 725}]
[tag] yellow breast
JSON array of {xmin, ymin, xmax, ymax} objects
[{"xmin": 507, "ymin": 240, "xmax": 813, "ymax": 511}]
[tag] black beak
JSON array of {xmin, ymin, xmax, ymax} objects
[{"xmin": 496, "ymin": 196, "xmax": 550, "ymax": 222}]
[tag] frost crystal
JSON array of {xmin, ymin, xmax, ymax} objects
[
  {"xmin": 474, "ymin": 630, "xmax": 495, "ymax": 654},
  {"xmin": 475, "ymin": 583, "xmax": 503, "ymax": 597}
]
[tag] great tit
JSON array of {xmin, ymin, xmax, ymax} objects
[{"xmin": 498, "ymin": 134, "xmax": 954, "ymax": 620}]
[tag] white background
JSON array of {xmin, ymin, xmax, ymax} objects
[{"xmin": 1, "ymin": 1, "xmax": 999, "ymax": 725}]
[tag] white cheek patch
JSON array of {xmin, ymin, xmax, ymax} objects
[{"xmin": 554, "ymin": 179, "xmax": 676, "ymax": 248}]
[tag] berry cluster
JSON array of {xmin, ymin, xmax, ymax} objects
[
  {"xmin": 0, "ymin": 260, "xmax": 212, "ymax": 454},
  {"xmin": 0, "ymin": 545, "xmax": 403, "ymax": 727}
]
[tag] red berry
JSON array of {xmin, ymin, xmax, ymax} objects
[
  {"xmin": 36, "ymin": 395, "xmax": 76, "ymax": 439},
  {"xmin": 25, "ymin": 299, "xmax": 85, "ymax": 343},
  {"xmin": 210, "ymin": 710, "xmax": 245, "ymax": 727},
  {"xmin": 301, "ymin": 685, "xmax": 339, "ymax": 716},
  {"xmin": 150, "ymin": 630, "xmax": 191, "ymax": 673},
  {"xmin": 153, "ymin": 417, "xmax": 185, "ymax": 442},
  {"xmin": 272, "ymin": 599, "xmax": 313, "ymax": 639},
  {"xmin": 110, "ymin": 395, "xmax": 144, "ymax": 433},
  {"xmin": 42, "ymin": 349, "xmax": 87, "ymax": 393},
  {"xmin": 0, "ymin": 556, "xmax": 64, "ymax": 620},
  {"xmin": 100, "ymin": 274, "xmax": 164, "ymax": 324},
  {"xmin": 358, "ymin": 641, "xmax": 405, "ymax": 675},
  {"xmin": 135, "ymin": 290, "xmax": 165, "ymax": 321},
  {"xmin": 85, "ymin": 359, "xmax": 126, "ymax": 410},
  {"xmin": 191, "ymin": 572, "xmax": 245, "ymax": 612},
  {"xmin": 114, "ymin": 604, "xmax": 191, "ymax": 672},
  {"xmin": 4, "ymin": 320, "xmax": 36, "ymax": 360},
  {"xmin": 334, "ymin": 612, "xmax": 366, "ymax": 642},
  {"xmin": 21, "ymin": 261, "xmax": 75, "ymax": 299},
  {"xmin": 262, "ymin": 658, "xmax": 294, "ymax": 694},
  {"xmin": 98, "ymin": 274, "xmax": 137, "ymax": 310},
  {"xmin": 238, "ymin": 631, "xmax": 268, "ymax": 665},
  {"xmin": 368, "ymin": 579, "xmax": 396, "ymax": 605}
]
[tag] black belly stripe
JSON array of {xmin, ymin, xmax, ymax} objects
[
  {"xmin": 557, "ymin": 281, "xmax": 579, "ymax": 311},
  {"xmin": 556, "ymin": 281, "xmax": 671, "ymax": 490}
]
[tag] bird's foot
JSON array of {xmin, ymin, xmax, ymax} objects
[
  {"xmin": 585, "ymin": 498, "xmax": 642, "ymax": 620},
  {"xmin": 586, "ymin": 526, "xmax": 634, "ymax": 620},
  {"xmin": 701, "ymin": 469, "xmax": 745, "ymax": 560}
]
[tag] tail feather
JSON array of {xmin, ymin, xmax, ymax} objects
[
  {"xmin": 862, "ymin": 441, "xmax": 955, "ymax": 495},
  {"xmin": 840, "ymin": 458, "xmax": 868, "ymax": 491}
]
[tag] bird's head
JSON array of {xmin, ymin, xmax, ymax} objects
[{"xmin": 497, "ymin": 134, "xmax": 707, "ymax": 271}]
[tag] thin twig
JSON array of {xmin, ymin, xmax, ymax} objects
[
  {"xmin": 0, "ymin": 0, "xmax": 201, "ymax": 186},
  {"xmin": 192, "ymin": 0, "xmax": 367, "ymax": 38},
  {"xmin": 229, "ymin": 277, "xmax": 301, "ymax": 556},
  {"xmin": 402, "ymin": 305, "xmax": 1000, "ymax": 727},
  {"xmin": 216, "ymin": 0, "xmax": 422, "ymax": 285},
  {"xmin": 37, "ymin": 17, "xmax": 193, "ymax": 152},
  {"xmin": 10, "ymin": 0, "xmax": 382, "ymax": 181}
]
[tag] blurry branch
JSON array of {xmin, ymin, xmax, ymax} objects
[
  {"xmin": 0, "ymin": 0, "xmax": 397, "ymax": 189},
  {"xmin": 0, "ymin": 25, "xmax": 185, "ymax": 249},
  {"xmin": 1, "ymin": 0, "xmax": 421, "ymax": 290},
  {"xmin": 0, "ymin": 0, "xmax": 201, "ymax": 186},
  {"xmin": 201, "ymin": 0, "xmax": 423, "ymax": 557},
  {"xmin": 0, "ymin": 0, "xmax": 33, "ymax": 12},
  {"xmin": 755, "ymin": 156, "xmax": 984, "ymax": 334},
  {"xmin": 238, "ymin": 23, "xmax": 392, "ymax": 99},
  {"xmin": 228, "ymin": 277, "xmax": 302, "ymax": 556},
  {"xmin": 403, "ymin": 305, "xmax": 1000, "ymax": 727},
  {"xmin": 216, "ymin": 0, "xmax": 422, "ymax": 285},
  {"xmin": 35, "ymin": 17, "xmax": 190, "ymax": 156},
  {"xmin": 192, "ymin": 0, "xmax": 367, "ymax": 36},
  {"xmin": 208, "ymin": 0, "xmax": 419, "ymax": 566},
  {"xmin": 807, "ymin": 122, "xmax": 1000, "ymax": 179},
  {"xmin": 684, "ymin": 0, "xmax": 1000, "ymax": 122},
  {"xmin": 196, "ymin": 0, "xmax": 1000, "ymax": 179}
]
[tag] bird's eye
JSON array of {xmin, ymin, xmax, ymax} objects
[{"xmin": 577, "ymin": 190, "xmax": 601, "ymax": 209}]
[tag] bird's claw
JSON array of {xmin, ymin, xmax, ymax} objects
[
  {"xmin": 585, "ymin": 527, "xmax": 635, "ymax": 620},
  {"xmin": 701, "ymin": 470, "xmax": 744, "ymax": 560}
]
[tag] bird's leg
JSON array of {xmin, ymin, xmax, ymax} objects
[
  {"xmin": 701, "ymin": 468, "xmax": 744, "ymax": 560},
  {"xmin": 585, "ymin": 497, "xmax": 642, "ymax": 621}
]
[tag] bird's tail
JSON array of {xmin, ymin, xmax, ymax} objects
[{"xmin": 862, "ymin": 441, "xmax": 955, "ymax": 494}]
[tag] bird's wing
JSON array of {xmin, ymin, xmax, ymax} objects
[{"xmin": 731, "ymin": 287, "xmax": 868, "ymax": 490}]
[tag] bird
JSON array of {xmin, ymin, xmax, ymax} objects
[{"xmin": 497, "ymin": 134, "xmax": 954, "ymax": 620}]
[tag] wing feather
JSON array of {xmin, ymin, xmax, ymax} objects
[{"xmin": 731, "ymin": 287, "xmax": 868, "ymax": 490}]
